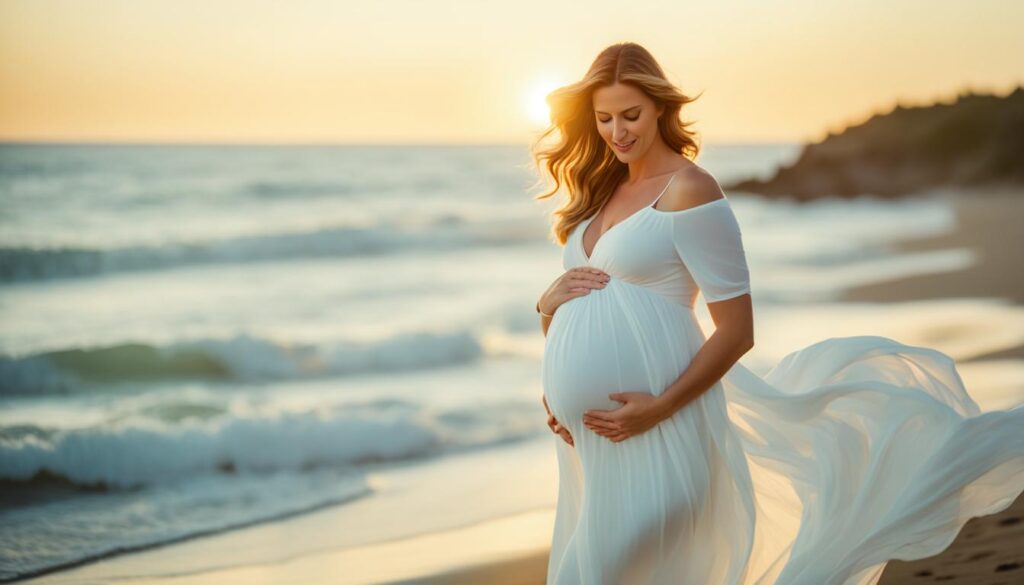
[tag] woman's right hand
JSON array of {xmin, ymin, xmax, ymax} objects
[
  {"xmin": 543, "ymin": 395, "xmax": 574, "ymax": 447},
  {"xmin": 537, "ymin": 267, "xmax": 611, "ymax": 317}
]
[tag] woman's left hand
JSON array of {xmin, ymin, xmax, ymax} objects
[{"xmin": 583, "ymin": 392, "xmax": 664, "ymax": 443}]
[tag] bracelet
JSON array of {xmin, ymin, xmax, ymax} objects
[{"xmin": 536, "ymin": 301, "xmax": 555, "ymax": 318}]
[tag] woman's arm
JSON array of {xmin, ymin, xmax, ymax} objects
[
  {"xmin": 539, "ymin": 310, "xmax": 553, "ymax": 336},
  {"xmin": 654, "ymin": 293, "xmax": 754, "ymax": 418},
  {"xmin": 653, "ymin": 169, "xmax": 754, "ymax": 419}
]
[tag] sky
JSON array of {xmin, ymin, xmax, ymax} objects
[{"xmin": 1, "ymin": 0, "xmax": 1022, "ymax": 144}]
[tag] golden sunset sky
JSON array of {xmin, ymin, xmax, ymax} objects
[{"xmin": 1, "ymin": 0, "xmax": 1022, "ymax": 144}]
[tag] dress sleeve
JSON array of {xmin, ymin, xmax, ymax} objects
[{"xmin": 670, "ymin": 200, "xmax": 751, "ymax": 303}]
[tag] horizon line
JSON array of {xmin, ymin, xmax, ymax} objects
[{"xmin": 0, "ymin": 138, "xmax": 802, "ymax": 148}]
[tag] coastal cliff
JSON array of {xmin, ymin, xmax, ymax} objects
[{"xmin": 724, "ymin": 86, "xmax": 1024, "ymax": 200}]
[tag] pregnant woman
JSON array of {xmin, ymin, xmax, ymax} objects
[{"xmin": 533, "ymin": 42, "xmax": 1024, "ymax": 585}]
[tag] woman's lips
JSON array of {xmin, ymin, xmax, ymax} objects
[{"xmin": 614, "ymin": 139, "xmax": 636, "ymax": 153}]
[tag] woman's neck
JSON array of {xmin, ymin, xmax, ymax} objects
[{"xmin": 625, "ymin": 139, "xmax": 686, "ymax": 184}]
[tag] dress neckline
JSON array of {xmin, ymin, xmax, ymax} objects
[
  {"xmin": 580, "ymin": 174, "xmax": 677, "ymax": 260},
  {"xmin": 579, "ymin": 179, "xmax": 730, "ymax": 261},
  {"xmin": 577, "ymin": 196, "xmax": 729, "ymax": 261}
]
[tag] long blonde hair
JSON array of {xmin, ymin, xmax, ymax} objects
[{"xmin": 531, "ymin": 42, "xmax": 703, "ymax": 245}]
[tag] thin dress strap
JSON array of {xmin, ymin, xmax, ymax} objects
[{"xmin": 649, "ymin": 174, "xmax": 677, "ymax": 209}]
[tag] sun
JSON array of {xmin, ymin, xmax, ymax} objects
[{"xmin": 523, "ymin": 76, "xmax": 566, "ymax": 127}]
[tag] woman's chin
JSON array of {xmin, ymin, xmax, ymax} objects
[{"xmin": 610, "ymin": 145, "xmax": 643, "ymax": 162}]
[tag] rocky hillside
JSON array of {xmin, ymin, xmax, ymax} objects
[{"xmin": 724, "ymin": 86, "xmax": 1024, "ymax": 200}]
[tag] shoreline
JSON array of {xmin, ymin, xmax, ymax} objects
[
  {"xmin": 22, "ymin": 436, "xmax": 560, "ymax": 585},
  {"xmin": 840, "ymin": 187, "xmax": 1024, "ymax": 363},
  {"xmin": 840, "ymin": 188, "xmax": 1024, "ymax": 305}
]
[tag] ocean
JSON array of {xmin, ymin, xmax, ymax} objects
[{"xmin": 0, "ymin": 142, "xmax": 984, "ymax": 581}]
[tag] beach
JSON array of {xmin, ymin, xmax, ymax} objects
[
  {"xmin": 16, "ymin": 186, "xmax": 1023, "ymax": 585},
  {"xmin": 3, "ymin": 1, "xmax": 1022, "ymax": 582}
]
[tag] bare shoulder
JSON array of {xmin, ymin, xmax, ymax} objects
[{"xmin": 655, "ymin": 165, "xmax": 725, "ymax": 212}]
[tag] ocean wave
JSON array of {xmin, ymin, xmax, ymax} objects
[
  {"xmin": 0, "ymin": 220, "xmax": 533, "ymax": 283},
  {"xmin": 0, "ymin": 397, "xmax": 542, "ymax": 489},
  {"xmin": 0, "ymin": 467, "xmax": 374, "ymax": 582},
  {"xmin": 243, "ymin": 179, "xmax": 356, "ymax": 199},
  {"xmin": 0, "ymin": 330, "xmax": 484, "ymax": 396}
]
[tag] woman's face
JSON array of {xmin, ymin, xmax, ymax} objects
[{"xmin": 591, "ymin": 82, "xmax": 663, "ymax": 163}]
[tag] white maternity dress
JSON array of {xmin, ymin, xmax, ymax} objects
[{"xmin": 540, "ymin": 177, "xmax": 1024, "ymax": 585}]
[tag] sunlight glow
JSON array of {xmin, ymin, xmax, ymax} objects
[{"xmin": 524, "ymin": 76, "xmax": 567, "ymax": 127}]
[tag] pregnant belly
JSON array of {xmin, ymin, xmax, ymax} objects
[{"xmin": 541, "ymin": 281, "xmax": 698, "ymax": 427}]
